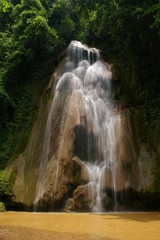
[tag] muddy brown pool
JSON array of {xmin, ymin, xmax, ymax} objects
[{"xmin": 0, "ymin": 212, "xmax": 159, "ymax": 240}]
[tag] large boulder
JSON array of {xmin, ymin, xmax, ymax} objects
[
  {"xmin": 64, "ymin": 198, "xmax": 75, "ymax": 212},
  {"xmin": 73, "ymin": 183, "xmax": 96, "ymax": 211}
]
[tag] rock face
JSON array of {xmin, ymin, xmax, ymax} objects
[
  {"xmin": 137, "ymin": 145, "xmax": 155, "ymax": 191},
  {"xmin": 12, "ymin": 41, "xmax": 158, "ymax": 212}
]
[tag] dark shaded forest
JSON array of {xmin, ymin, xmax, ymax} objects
[{"xmin": 0, "ymin": 0, "xmax": 160, "ymax": 209}]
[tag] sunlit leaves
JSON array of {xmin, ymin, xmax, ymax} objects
[
  {"xmin": 149, "ymin": 1, "xmax": 160, "ymax": 35},
  {"xmin": 21, "ymin": 0, "xmax": 43, "ymax": 11},
  {"xmin": 0, "ymin": 0, "xmax": 9, "ymax": 12}
]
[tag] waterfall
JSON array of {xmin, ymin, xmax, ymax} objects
[
  {"xmin": 67, "ymin": 41, "xmax": 122, "ymax": 211},
  {"xmin": 33, "ymin": 41, "xmax": 125, "ymax": 212}
]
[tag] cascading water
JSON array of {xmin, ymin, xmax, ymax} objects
[
  {"xmin": 69, "ymin": 41, "xmax": 122, "ymax": 211},
  {"xmin": 33, "ymin": 41, "xmax": 124, "ymax": 212}
]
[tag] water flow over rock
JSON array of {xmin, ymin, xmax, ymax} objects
[
  {"xmin": 33, "ymin": 41, "xmax": 123, "ymax": 212},
  {"xmin": 14, "ymin": 41, "xmax": 145, "ymax": 212}
]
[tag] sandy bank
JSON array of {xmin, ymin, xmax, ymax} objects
[{"xmin": 0, "ymin": 212, "xmax": 160, "ymax": 240}]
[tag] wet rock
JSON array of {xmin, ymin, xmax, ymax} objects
[
  {"xmin": 68, "ymin": 41, "xmax": 100, "ymax": 64},
  {"xmin": 102, "ymin": 167, "xmax": 125, "ymax": 192},
  {"xmin": 73, "ymin": 183, "xmax": 96, "ymax": 211},
  {"xmin": 101, "ymin": 192, "xmax": 114, "ymax": 211},
  {"xmin": 73, "ymin": 125, "xmax": 99, "ymax": 162},
  {"xmin": 33, "ymin": 156, "xmax": 71, "ymax": 211},
  {"xmin": 12, "ymin": 154, "xmax": 25, "ymax": 203},
  {"xmin": 65, "ymin": 198, "xmax": 75, "ymax": 212},
  {"xmin": 123, "ymin": 188, "xmax": 160, "ymax": 211},
  {"xmin": 72, "ymin": 157, "xmax": 90, "ymax": 185}
]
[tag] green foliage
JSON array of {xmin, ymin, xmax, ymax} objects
[
  {"xmin": 0, "ymin": 58, "xmax": 55, "ymax": 170},
  {"xmin": 0, "ymin": 0, "xmax": 60, "ymax": 173},
  {"xmin": 48, "ymin": 0, "xmax": 77, "ymax": 46},
  {"xmin": 0, "ymin": 180, "xmax": 12, "ymax": 199},
  {"xmin": 21, "ymin": 0, "xmax": 43, "ymax": 10},
  {"xmin": 11, "ymin": 2, "xmax": 58, "ymax": 59},
  {"xmin": 144, "ymin": 100, "xmax": 160, "ymax": 143},
  {"xmin": 0, "ymin": 202, "xmax": 6, "ymax": 211},
  {"xmin": 0, "ymin": 167, "xmax": 15, "ymax": 208},
  {"xmin": 0, "ymin": 0, "xmax": 9, "ymax": 12}
]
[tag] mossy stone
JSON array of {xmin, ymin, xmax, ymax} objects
[{"xmin": 0, "ymin": 202, "xmax": 6, "ymax": 212}]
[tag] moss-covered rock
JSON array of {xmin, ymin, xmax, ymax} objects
[
  {"xmin": 0, "ymin": 165, "xmax": 15, "ymax": 209},
  {"xmin": 0, "ymin": 202, "xmax": 6, "ymax": 212}
]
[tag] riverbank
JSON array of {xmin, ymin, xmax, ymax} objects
[{"xmin": 0, "ymin": 212, "xmax": 160, "ymax": 240}]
